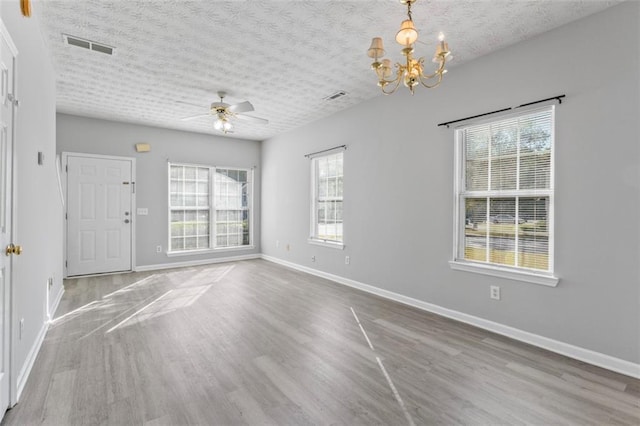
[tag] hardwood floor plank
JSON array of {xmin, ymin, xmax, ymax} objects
[{"xmin": 2, "ymin": 259, "xmax": 638, "ymax": 425}]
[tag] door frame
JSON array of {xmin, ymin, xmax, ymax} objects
[
  {"xmin": 61, "ymin": 152, "xmax": 136, "ymax": 278},
  {"xmin": 1, "ymin": 17, "xmax": 19, "ymax": 409}
]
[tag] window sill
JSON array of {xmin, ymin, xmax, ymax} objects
[
  {"xmin": 308, "ymin": 239, "xmax": 344, "ymax": 250},
  {"xmin": 167, "ymin": 246, "xmax": 255, "ymax": 257},
  {"xmin": 449, "ymin": 260, "xmax": 559, "ymax": 287}
]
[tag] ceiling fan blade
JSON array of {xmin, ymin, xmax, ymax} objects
[
  {"xmin": 235, "ymin": 114, "xmax": 269, "ymax": 125},
  {"xmin": 228, "ymin": 101, "xmax": 254, "ymax": 114},
  {"xmin": 181, "ymin": 113, "xmax": 211, "ymax": 121}
]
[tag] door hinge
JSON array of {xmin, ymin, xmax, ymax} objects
[
  {"xmin": 7, "ymin": 93, "xmax": 19, "ymax": 107},
  {"xmin": 65, "ymin": 260, "xmax": 67, "ymax": 268},
  {"xmin": 65, "ymin": 165, "xmax": 68, "ymax": 172},
  {"xmin": 132, "ymin": 182, "xmax": 135, "ymax": 194},
  {"xmin": 65, "ymin": 213, "xmax": 67, "ymax": 220}
]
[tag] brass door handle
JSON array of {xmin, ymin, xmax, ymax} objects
[{"xmin": 5, "ymin": 244, "xmax": 23, "ymax": 256}]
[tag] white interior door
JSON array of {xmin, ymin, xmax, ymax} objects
[
  {"xmin": 66, "ymin": 155, "xmax": 134, "ymax": 276},
  {"xmin": 0, "ymin": 20, "xmax": 17, "ymax": 418}
]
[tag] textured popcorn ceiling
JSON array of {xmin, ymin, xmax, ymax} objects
[{"xmin": 37, "ymin": 0, "xmax": 621, "ymax": 141}]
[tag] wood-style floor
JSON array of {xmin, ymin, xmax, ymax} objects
[{"xmin": 2, "ymin": 259, "xmax": 639, "ymax": 425}]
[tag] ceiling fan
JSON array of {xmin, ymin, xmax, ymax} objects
[{"xmin": 180, "ymin": 91, "xmax": 268, "ymax": 134}]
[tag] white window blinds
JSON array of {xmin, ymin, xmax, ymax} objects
[
  {"xmin": 311, "ymin": 151, "xmax": 344, "ymax": 244},
  {"xmin": 169, "ymin": 164, "xmax": 253, "ymax": 252},
  {"xmin": 457, "ymin": 106, "xmax": 554, "ymax": 272}
]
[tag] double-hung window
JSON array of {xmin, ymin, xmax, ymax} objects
[
  {"xmin": 214, "ymin": 168, "xmax": 252, "ymax": 247},
  {"xmin": 169, "ymin": 164, "xmax": 252, "ymax": 253},
  {"xmin": 309, "ymin": 150, "xmax": 344, "ymax": 248},
  {"xmin": 451, "ymin": 106, "xmax": 557, "ymax": 286}
]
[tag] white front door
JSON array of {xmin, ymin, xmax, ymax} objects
[
  {"xmin": 0, "ymin": 20, "xmax": 17, "ymax": 417},
  {"xmin": 66, "ymin": 155, "xmax": 134, "ymax": 276}
]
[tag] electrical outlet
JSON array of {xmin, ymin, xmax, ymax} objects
[
  {"xmin": 19, "ymin": 318, "xmax": 24, "ymax": 339},
  {"xmin": 276, "ymin": 240, "xmax": 280, "ymax": 248},
  {"xmin": 311, "ymin": 256, "xmax": 316, "ymax": 262},
  {"xmin": 156, "ymin": 245, "xmax": 162, "ymax": 253},
  {"xmin": 490, "ymin": 285, "xmax": 501, "ymax": 300},
  {"xmin": 345, "ymin": 256, "xmax": 350, "ymax": 265}
]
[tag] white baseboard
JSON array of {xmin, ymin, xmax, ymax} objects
[
  {"xmin": 48, "ymin": 287, "xmax": 64, "ymax": 322},
  {"xmin": 261, "ymin": 255, "xmax": 640, "ymax": 379},
  {"xmin": 136, "ymin": 253, "xmax": 261, "ymax": 272},
  {"xmin": 16, "ymin": 321, "xmax": 48, "ymax": 401}
]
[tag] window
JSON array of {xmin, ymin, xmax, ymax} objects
[
  {"xmin": 169, "ymin": 164, "xmax": 252, "ymax": 253},
  {"xmin": 451, "ymin": 106, "xmax": 557, "ymax": 285},
  {"xmin": 214, "ymin": 168, "xmax": 251, "ymax": 247},
  {"xmin": 310, "ymin": 151, "xmax": 344, "ymax": 247}
]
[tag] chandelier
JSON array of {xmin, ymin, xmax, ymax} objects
[{"xmin": 367, "ymin": 0, "xmax": 451, "ymax": 95}]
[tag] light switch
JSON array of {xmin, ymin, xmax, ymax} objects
[{"xmin": 137, "ymin": 208, "xmax": 148, "ymax": 215}]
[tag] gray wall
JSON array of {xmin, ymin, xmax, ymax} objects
[
  {"xmin": 1, "ymin": 0, "xmax": 63, "ymax": 397},
  {"xmin": 57, "ymin": 114, "xmax": 261, "ymax": 267},
  {"xmin": 261, "ymin": 2, "xmax": 639, "ymax": 363}
]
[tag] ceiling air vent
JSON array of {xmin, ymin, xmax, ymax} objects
[
  {"xmin": 323, "ymin": 91, "xmax": 348, "ymax": 101},
  {"xmin": 63, "ymin": 34, "xmax": 114, "ymax": 55}
]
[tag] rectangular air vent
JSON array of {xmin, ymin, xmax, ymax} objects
[
  {"xmin": 323, "ymin": 91, "xmax": 347, "ymax": 101},
  {"xmin": 63, "ymin": 34, "xmax": 114, "ymax": 55}
]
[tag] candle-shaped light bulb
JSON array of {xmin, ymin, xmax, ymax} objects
[{"xmin": 436, "ymin": 32, "xmax": 450, "ymax": 59}]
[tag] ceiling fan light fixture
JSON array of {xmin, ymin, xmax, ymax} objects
[
  {"xmin": 180, "ymin": 90, "xmax": 267, "ymax": 134},
  {"xmin": 213, "ymin": 118, "xmax": 233, "ymax": 133}
]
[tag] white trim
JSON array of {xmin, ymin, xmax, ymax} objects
[
  {"xmin": 168, "ymin": 164, "xmax": 254, "ymax": 252},
  {"xmin": 16, "ymin": 322, "xmax": 47, "ymax": 401},
  {"xmin": 449, "ymin": 260, "xmax": 559, "ymax": 287},
  {"xmin": 135, "ymin": 253, "xmax": 260, "ymax": 272},
  {"xmin": 308, "ymin": 238, "xmax": 344, "ymax": 250},
  {"xmin": 48, "ymin": 287, "xmax": 65, "ymax": 322},
  {"xmin": 167, "ymin": 245, "xmax": 255, "ymax": 257},
  {"xmin": 61, "ymin": 152, "xmax": 137, "ymax": 277},
  {"xmin": 309, "ymin": 151, "xmax": 344, "ymax": 245},
  {"xmin": 261, "ymin": 255, "xmax": 639, "ymax": 379},
  {"xmin": 2, "ymin": 18, "xmax": 19, "ymax": 409},
  {"xmin": 166, "ymin": 246, "xmax": 255, "ymax": 257},
  {"xmin": 453, "ymin": 106, "xmax": 556, "ymax": 279},
  {"xmin": 0, "ymin": 21, "xmax": 18, "ymax": 55}
]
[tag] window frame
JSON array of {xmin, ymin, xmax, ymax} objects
[
  {"xmin": 450, "ymin": 106, "xmax": 559, "ymax": 287},
  {"xmin": 167, "ymin": 162, "xmax": 254, "ymax": 256},
  {"xmin": 308, "ymin": 149, "xmax": 345, "ymax": 249}
]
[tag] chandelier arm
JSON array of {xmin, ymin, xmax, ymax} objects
[
  {"xmin": 376, "ymin": 64, "xmax": 404, "ymax": 89},
  {"xmin": 418, "ymin": 67, "xmax": 445, "ymax": 89},
  {"xmin": 418, "ymin": 57, "xmax": 447, "ymax": 79},
  {"xmin": 419, "ymin": 69, "xmax": 441, "ymax": 81},
  {"xmin": 381, "ymin": 74, "xmax": 403, "ymax": 95},
  {"xmin": 418, "ymin": 74, "xmax": 443, "ymax": 89},
  {"xmin": 377, "ymin": 74, "xmax": 401, "ymax": 86},
  {"xmin": 415, "ymin": 56, "xmax": 441, "ymax": 79}
]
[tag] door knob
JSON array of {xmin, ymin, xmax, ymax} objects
[
  {"xmin": 5, "ymin": 244, "xmax": 22, "ymax": 256},
  {"xmin": 124, "ymin": 219, "xmax": 130, "ymax": 224}
]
